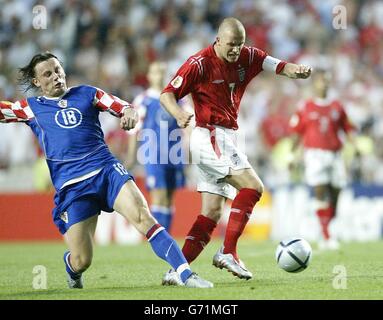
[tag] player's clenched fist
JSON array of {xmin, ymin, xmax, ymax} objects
[
  {"xmin": 176, "ymin": 109, "xmax": 194, "ymax": 128},
  {"xmin": 120, "ymin": 107, "xmax": 138, "ymax": 130},
  {"xmin": 294, "ymin": 65, "xmax": 312, "ymax": 79}
]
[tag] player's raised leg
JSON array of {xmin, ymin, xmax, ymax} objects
[
  {"xmin": 114, "ymin": 180, "xmax": 213, "ymax": 288},
  {"xmin": 64, "ymin": 214, "xmax": 98, "ymax": 289},
  {"xmin": 214, "ymin": 167, "xmax": 263, "ymax": 279}
]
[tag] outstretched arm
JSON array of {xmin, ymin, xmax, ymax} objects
[
  {"xmin": 251, "ymin": 49, "xmax": 312, "ymax": 79},
  {"xmin": 279, "ymin": 63, "xmax": 312, "ymax": 79},
  {"xmin": 0, "ymin": 99, "xmax": 33, "ymax": 123},
  {"xmin": 93, "ymin": 88, "xmax": 138, "ymax": 130}
]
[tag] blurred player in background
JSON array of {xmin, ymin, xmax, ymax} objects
[
  {"xmin": 0, "ymin": 52, "xmax": 212, "ymax": 288},
  {"xmin": 126, "ymin": 61, "xmax": 186, "ymax": 233},
  {"xmin": 160, "ymin": 17, "xmax": 312, "ymax": 284},
  {"xmin": 289, "ymin": 69, "xmax": 357, "ymax": 250}
]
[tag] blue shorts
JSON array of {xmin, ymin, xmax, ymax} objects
[
  {"xmin": 52, "ymin": 161, "xmax": 133, "ymax": 234},
  {"xmin": 144, "ymin": 165, "xmax": 185, "ymax": 191}
]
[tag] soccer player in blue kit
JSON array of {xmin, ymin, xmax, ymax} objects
[
  {"xmin": 0, "ymin": 52, "xmax": 212, "ymax": 288},
  {"xmin": 126, "ymin": 62, "xmax": 186, "ymax": 232}
]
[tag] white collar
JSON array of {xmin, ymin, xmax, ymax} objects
[
  {"xmin": 42, "ymin": 87, "xmax": 72, "ymax": 100},
  {"xmin": 313, "ymin": 97, "xmax": 332, "ymax": 106}
]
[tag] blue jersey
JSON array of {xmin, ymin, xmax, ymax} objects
[
  {"xmin": 0, "ymin": 85, "xmax": 132, "ymax": 191},
  {"xmin": 133, "ymin": 88, "xmax": 185, "ymax": 168}
]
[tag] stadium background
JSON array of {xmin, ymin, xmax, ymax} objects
[{"xmin": 0, "ymin": 0, "xmax": 383, "ymax": 245}]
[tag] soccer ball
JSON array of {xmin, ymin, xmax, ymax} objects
[{"xmin": 275, "ymin": 238, "xmax": 312, "ymax": 273}]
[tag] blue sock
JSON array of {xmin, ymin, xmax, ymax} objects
[
  {"xmin": 146, "ymin": 224, "xmax": 192, "ymax": 283},
  {"xmin": 63, "ymin": 251, "xmax": 81, "ymax": 280},
  {"xmin": 151, "ymin": 206, "xmax": 173, "ymax": 232}
]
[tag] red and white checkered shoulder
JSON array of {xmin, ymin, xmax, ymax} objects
[
  {"xmin": 0, "ymin": 99, "xmax": 34, "ymax": 123},
  {"xmin": 93, "ymin": 88, "xmax": 132, "ymax": 117}
]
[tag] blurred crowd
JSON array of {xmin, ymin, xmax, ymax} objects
[{"xmin": 1, "ymin": 0, "xmax": 383, "ymax": 191}]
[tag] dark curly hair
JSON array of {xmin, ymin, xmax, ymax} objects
[{"xmin": 18, "ymin": 52, "xmax": 62, "ymax": 92}]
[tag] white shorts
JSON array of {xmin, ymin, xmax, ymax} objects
[
  {"xmin": 303, "ymin": 148, "xmax": 347, "ymax": 188},
  {"xmin": 190, "ymin": 126, "xmax": 252, "ymax": 200}
]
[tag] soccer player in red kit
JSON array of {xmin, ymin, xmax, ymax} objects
[
  {"xmin": 159, "ymin": 17, "xmax": 312, "ymax": 285},
  {"xmin": 289, "ymin": 69, "xmax": 356, "ymax": 250}
]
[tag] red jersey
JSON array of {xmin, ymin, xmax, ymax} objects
[
  {"xmin": 261, "ymin": 113, "xmax": 290, "ymax": 148},
  {"xmin": 163, "ymin": 44, "xmax": 272, "ymax": 130},
  {"xmin": 289, "ymin": 99, "xmax": 355, "ymax": 151}
]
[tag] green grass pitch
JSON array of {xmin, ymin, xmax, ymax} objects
[{"xmin": 1, "ymin": 239, "xmax": 383, "ymax": 300}]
